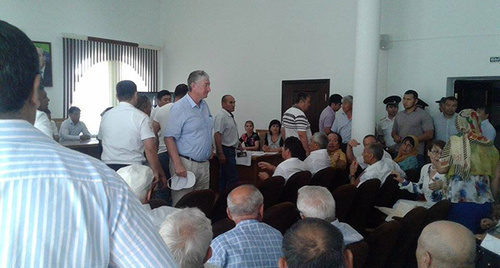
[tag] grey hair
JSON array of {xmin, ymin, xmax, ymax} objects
[
  {"xmin": 312, "ymin": 132, "xmax": 328, "ymax": 149},
  {"xmin": 187, "ymin": 70, "xmax": 210, "ymax": 91},
  {"xmin": 297, "ymin": 186, "xmax": 336, "ymax": 222},
  {"xmin": 227, "ymin": 184, "xmax": 263, "ymax": 218},
  {"xmin": 159, "ymin": 208, "xmax": 213, "ymax": 268},
  {"xmin": 342, "ymin": 95, "xmax": 353, "ymax": 104},
  {"xmin": 367, "ymin": 142, "xmax": 384, "ymax": 161}
]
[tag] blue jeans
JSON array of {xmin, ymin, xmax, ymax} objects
[
  {"xmin": 153, "ymin": 152, "xmax": 172, "ymax": 204},
  {"xmin": 219, "ymin": 146, "xmax": 238, "ymax": 191}
]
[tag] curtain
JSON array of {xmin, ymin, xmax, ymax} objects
[{"xmin": 63, "ymin": 36, "xmax": 159, "ymax": 117}]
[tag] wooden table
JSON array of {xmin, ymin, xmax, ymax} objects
[
  {"xmin": 210, "ymin": 151, "xmax": 283, "ymax": 192},
  {"xmin": 60, "ymin": 138, "xmax": 101, "ymax": 159}
]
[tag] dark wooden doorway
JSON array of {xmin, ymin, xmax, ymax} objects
[{"xmin": 282, "ymin": 79, "xmax": 330, "ymax": 134}]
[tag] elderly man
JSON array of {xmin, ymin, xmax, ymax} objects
[
  {"xmin": 59, "ymin": 106, "xmax": 91, "ymax": 142},
  {"xmin": 303, "ymin": 132, "xmax": 331, "ymax": 176},
  {"xmin": 0, "ymin": 20, "xmax": 177, "ymax": 267},
  {"xmin": 433, "ymin": 96, "xmax": 458, "ymax": 142},
  {"xmin": 279, "ymin": 218, "xmax": 353, "ymax": 268},
  {"xmin": 282, "ymin": 92, "xmax": 312, "ymax": 155},
  {"xmin": 165, "ymin": 71, "xmax": 213, "ymax": 205},
  {"xmin": 34, "ymin": 85, "xmax": 53, "ymax": 138},
  {"xmin": 319, "ymin": 94, "xmax": 342, "ymax": 134},
  {"xmin": 258, "ymin": 137, "xmax": 307, "ymax": 181},
  {"xmin": 297, "ymin": 186, "xmax": 363, "ymax": 244},
  {"xmin": 347, "ymin": 134, "xmax": 393, "ymax": 169},
  {"xmin": 214, "ymin": 95, "xmax": 240, "ymax": 191},
  {"xmin": 416, "ymin": 221, "xmax": 476, "ymax": 268},
  {"xmin": 160, "ymin": 208, "xmax": 216, "ymax": 268},
  {"xmin": 331, "ymin": 95, "xmax": 353, "ymax": 145},
  {"xmin": 349, "ymin": 143, "xmax": 405, "ymax": 187},
  {"xmin": 208, "ymin": 185, "xmax": 283, "ymax": 268},
  {"xmin": 98, "ymin": 81, "xmax": 166, "ymax": 186},
  {"xmin": 392, "ymin": 90, "xmax": 434, "ymax": 167}
]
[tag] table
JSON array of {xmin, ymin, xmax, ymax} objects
[
  {"xmin": 60, "ymin": 138, "xmax": 101, "ymax": 159},
  {"xmin": 210, "ymin": 151, "xmax": 283, "ymax": 192}
]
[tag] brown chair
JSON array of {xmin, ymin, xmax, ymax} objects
[
  {"xmin": 346, "ymin": 241, "xmax": 369, "ymax": 268},
  {"xmin": 212, "ymin": 218, "xmax": 236, "ymax": 239},
  {"xmin": 279, "ymin": 171, "xmax": 312, "ymax": 204},
  {"xmin": 345, "ymin": 179, "xmax": 381, "ymax": 233},
  {"xmin": 148, "ymin": 198, "xmax": 170, "ymax": 209},
  {"xmin": 330, "ymin": 169, "xmax": 350, "ymax": 191},
  {"xmin": 364, "ymin": 220, "xmax": 401, "ymax": 268},
  {"xmin": 422, "ymin": 199, "xmax": 451, "ymax": 226},
  {"xmin": 366, "ymin": 175, "xmax": 400, "ymax": 228},
  {"xmin": 331, "ymin": 184, "xmax": 357, "ymax": 222},
  {"xmin": 175, "ymin": 189, "xmax": 216, "ymax": 218},
  {"xmin": 258, "ymin": 176, "xmax": 286, "ymax": 210},
  {"xmin": 388, "ymin": 206, "xmax": 427, "ymax": 268},
  {"xmin": 310, "ymin": 167, "xmax": 335, "ymax": 188},
  {"xmin": 262, "ymin": 202, "xmax": 300, "ymax": 235}
]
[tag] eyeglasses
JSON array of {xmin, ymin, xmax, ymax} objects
[{"xmin": 430, "ymin": 149, "xmax": 442, "ymax": 155}]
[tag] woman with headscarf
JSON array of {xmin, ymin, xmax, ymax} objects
[
  {"xmin": 434, "ymin": 109, "xmax": 499, "ymax": 232},
  {"xmin": 394, "ymin": 135, "xmax": 419, "ymax": 171}
]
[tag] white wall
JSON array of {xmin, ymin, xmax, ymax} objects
[
  {"xmin": 1, "ymin": 0, "xmax": 162, "ymax": 117},
  {"xmin": 160, "ymin": 0, "xmax": 358, "ymax": 133},
  {"xmin": 379, "ymin": 0, "xmax": 500, "ymax": 118}
]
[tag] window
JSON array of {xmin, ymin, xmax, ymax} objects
[{"xmin": 63, "ymin": 36, "xmax": 159, "ymax": 134}]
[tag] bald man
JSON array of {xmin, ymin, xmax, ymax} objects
[{"xmin": 416, "ymin": 221, "xmax": 476, "ymax": 268}]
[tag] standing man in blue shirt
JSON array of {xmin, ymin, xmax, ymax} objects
[
  {"xmin": 0, "ymin": 20, "xmax": 178, "ymax": 267},
  {"xmin": 165, "ymin": 70, "xmax": 213, "ymax": 205},
  {"xmin": 477, "ymin": 106, "xmax": 497, "ymax": 142}
]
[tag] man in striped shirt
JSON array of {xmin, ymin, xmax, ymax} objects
[
  {"xmin": 0, "ymin": 20, "xmax": 178, "ymax": 267},
  {"xmin": 282, "ymin": 92, "xmax": 312, "ymax": 155}
]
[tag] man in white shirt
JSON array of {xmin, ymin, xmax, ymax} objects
[
  {"xmin": 297, "ymin": 186, "xmax": 363, "ymax": 245},
  {"xmin": 150, "ymin": 89, "xmax": 171, "ymax": 120},
  {"xmin": 282, "ymin": 92, "xmax": 312, "ymax": 155},
  {"xmin": 98, "ymin": 80, "xmax": 167, "ymax": 189},
  {"xmin": 59, "ymin": 106, "xmax": 91, "ymax": 142},
  {"xmin": 258, "ymin": 137, "xmax": 307, "ymax": 181},
  {"xmin": 304, "ymin": 132, "xmax": 331, "ymax": 176},
  {"xmin": 477, "ymin": 106, "xmax": 496, "ymax": 142},
  {"xmin": 349, "ymin": 143, "xmax": 405, "ymax": 187},
  {"xmin": 376, "ymin": 95, "xmax": 400, "ymax": 154},
  {"xmin": 34, "ymin": 85, "xmax": 53, "ymax": 138},
  {"xmin": 214, "ymin": 95, "xmax": 240, "ymax": 191},
  {"xmin": 346, "ymin": 135, "xmax": 392, "ymax": 169}
]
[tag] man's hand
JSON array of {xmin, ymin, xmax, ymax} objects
[
  {"xmin": 348, "ymin": 139, "xmax": 360, "ymax": 148},
  {"xmin": 349, "ymin": 161, "xmax": 359, "ymax": 176},
  {"xmin": 332, "ymin": 152, "xmax": 340, "ymax": 162},
  {"xmin": 80, "ymin": 134, "xmax": 91, "ymax": 141},
  {"xmin": 258, "ymin": 161, "xmax": 273, "ymax": 171},
  {"xmin": 392, "ymin": 171, "xmax": 404, "ymax": 183},
  {"xmin": 258, "ymin": 172, "xmax": 270, "ymax": 180},
  {"xmin": 262, "ymin": 145, "xmax": 270, "ymax": 152},
  {"xmin": 174, "ymin": 161, "xmax": 187, "ymax": 178},
  {"xmin": 218, "ymin": 152, "xmax": 226, "ymax": 164},
  {"xmin": 393, "ymin": 135, "xmax": 402, "ymax": 143}
]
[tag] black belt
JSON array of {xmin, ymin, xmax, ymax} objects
[
  {"xmin": 179, "ymin": 154, "xmax": 205, "ymax": 163},
  {"xmin": 222, "ymin": 145, "xmax": 237, "ymax": 149}
]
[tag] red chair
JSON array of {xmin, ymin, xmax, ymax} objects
[
  {"xmin": 258, "ymin": 176, "xmax": 286, "ymax": 210},
  {"xmin": 279, "ymin": 171, "xmax": 312, "ymax": 204},
  {"xmin": 310, "ymin": 167, "xmax": 335, "ymax": 188},
  {"xmin": 345, "ymin": 179, "xmax": 381, "ymax": 233},
  {"xmin": 262, "ymin": 202, "xmax": 300, "ymax": 235},
  {"xmin": 175, "ymin": 189, "xmax": 216, "ymax": 218},
  {"xmin": 365, "ymin": 220, "xmax": 401, "ymax": 268}
]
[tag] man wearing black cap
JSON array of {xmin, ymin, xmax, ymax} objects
[{"xmin": 376, "ymin": 95, "xmax": 400, "ymax": 154}]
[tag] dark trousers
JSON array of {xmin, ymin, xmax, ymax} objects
[
  {"xmin": 153, "ymin": 152, "xmax": 172, "ymax": 204},
  {"xmin": 219, "ymin": 146, "xmax": 238, "ymax": 192}
]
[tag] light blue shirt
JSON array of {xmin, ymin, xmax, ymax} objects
[
  {"xmin": 481, "ymin": 119, "xmax": 497, "ymax": 142},
  {"xmin": 209, "ymin": 219, "xmax": 283, "ymax": 268},
  {"xmin": 433, "ymin": 113, "xmax": 458, "ymax": 142},
  {"xmin": 59, "ymin": 118, "xmax": 91, "ymax": 141},
  {"xmin": 0, "ymin": 120, "xmax": 178, "ymax": 268},
  {"xmin": 331, "ymin": 110, "xmax": 352, "ymax": 143},
  {"xmin": 164, "ymin": 94, "xmax": 213, "ymax": 162}
]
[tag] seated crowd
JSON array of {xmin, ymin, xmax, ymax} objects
[{"xmin": 2, "ymin": 20, "xmax": 498, "ymax": 267}]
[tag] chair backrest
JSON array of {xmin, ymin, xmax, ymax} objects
[
  {"xmin": 422, "ymin": 199, "xmax": 451, "ymax": 226},
  {"xmin": 331, "ymin": 184, "xmax": 357, "ymax": 222},
  {"xmin": 310, "ymin": 167, "xmax": 335, "ymax": 188},
  {"xmin": 211, "ymin": 183, "xmax": 243, "ymax": 222},
  {"xmin": 375, "ymin": 174, "xmax": 399, "ymax": 208},
  {"xmin": 345, "ymin": 179, "xmax": 381, "ymax": 233},
  {"xmin": 212, "ymin": 218, "xmax": 236, "ymax": 239},
  {"xmin": 405, "ymin": 169, "xmax": 420, "ymax": 183},
  {"xmin": 258, "ymin": 176, "xmax": 286, "ymax": 210},
  {"xmin": 329, "ymin": 169, "xmax": 350, "ymax": 192},
  {"xmin": 388, "ymin": 206, "xmax": 427, "ymax": 268},
  {"xmin": 279, "ymin": 171, "xmax": 312, "ymax": 204},
  {"xmin": 174, "ymin": 189, "xmax": 217, "ymax": 218},
  {"xmin": 148, "ymin": 198, "xmax": 170, "ymax": 209},
  {"xmin": 346, "ymin": 241, "xmax": 369, "ymax": 268},
  {"xmin": 262, "ymin": 202, "xmax": 300, "ymax": 235},
  {"xmin": 365, "ymin": 220, "xmax": 401, "ymax": 268}
]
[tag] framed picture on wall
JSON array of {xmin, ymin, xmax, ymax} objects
[{"xmin": 33, "ymin": 41, "xmax": 52, "ymax": 87}]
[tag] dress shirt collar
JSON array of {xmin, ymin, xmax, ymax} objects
[
  {"xmin": 221, "ymin": 108, "xmax": 234, "ymax": 118},
  {"xmin": 235, "ymin": 219, "xmax": 259, "ymax": 227},
  {"xmin": 118, "ymin": 101, "xmax": 135, "ymax": 108},
  {"xmin": 186, "ymin": 93, "xmax": 206, "ymax": 109}
]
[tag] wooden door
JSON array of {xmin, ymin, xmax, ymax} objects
[{"xmin": 282, "ymin": 79, "xmax": 330, "ymax": 134}]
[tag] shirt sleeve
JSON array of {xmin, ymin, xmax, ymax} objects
[
  {"xmin": 139, "ymin": 116, "xmax": 155, "ymax": 141},
  {"xmin": 213, "ymin": 114, "xmax": 224, "ymax": 134},
  {"xmin": 208, "ymin": 239, "xmax": 227, "ymax": 267},
  {"xmin": 81, "ymin": 122, "xmax": 91, "ymax": 136},
  {"xmin": 34, "ymin": 112, "xmax": 54, "ymax": 138},
  {"xmin": 164, "ymin": 105, "xmax": 183, "ymax": 140},
  {"xmin": 323, "ymin": 113, "xmax": 335, "ymax": 129},
  {"xmin": 331, "ymin": 118, "xmax": 339, "ymax": 133},
  {"xmin": 108, "ymin": 180, "xmax": 179, "ymax": 267},
  {"xmin": 422, "ymin": 112, "xmax": 434, "ymax": 132}
]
